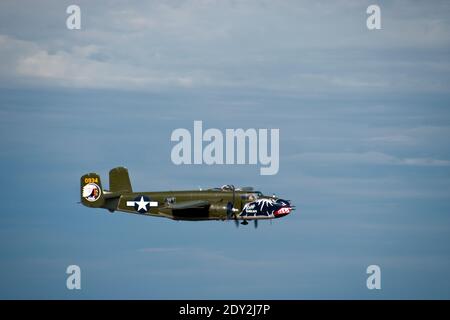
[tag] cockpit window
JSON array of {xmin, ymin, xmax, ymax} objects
[{"xmin": 241, "ymin": 192, "xmax": 263, "ymax": 201}]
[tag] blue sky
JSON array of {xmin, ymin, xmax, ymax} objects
[{"xmin": 0, "ymin": 0, "xmax": 450, "ymax": 299}]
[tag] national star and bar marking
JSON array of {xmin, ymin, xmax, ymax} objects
[{"xmin": 126, "ymin": 196, "xmax": 158, "ymax": 213}]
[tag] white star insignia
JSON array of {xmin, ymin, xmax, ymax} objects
[
  {"xmin": 126, "ymin": 196, "xmax": 158, "ymax": 212},
  {"xmin": 135, "ymin": 196, "xmax": 150, "ymax": 212}
]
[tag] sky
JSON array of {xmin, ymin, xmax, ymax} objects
[{"xmin": 0, "ymin": 0, "xmax": 450, "ymax": 299}]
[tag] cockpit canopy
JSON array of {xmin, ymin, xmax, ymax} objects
[
  {"xmin": 241, "ymin": 192, "xmax": 263, "ymax": 201},
  {"xmin": 207, "ymin": 185, "xmax": 265, "ymax": 200}
]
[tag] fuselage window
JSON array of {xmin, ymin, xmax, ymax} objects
[{"xmin": 165, "ymin": 197, "xmax": 176, "ymax": 204}]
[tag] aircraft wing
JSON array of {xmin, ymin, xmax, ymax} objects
[{"xmin": 167, "ymin": 200, "xmax": 209, "ymax": 210}]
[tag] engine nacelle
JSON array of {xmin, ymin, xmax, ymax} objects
[{"xmin": 209, "ymin": 201, "xmax": 233, "ymax": 218}]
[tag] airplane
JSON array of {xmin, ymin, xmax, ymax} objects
[{"xmin": 80, "ymin": 167, "xmax": 294, "ymax": 228}]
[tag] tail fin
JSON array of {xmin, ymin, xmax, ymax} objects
[
  {"xmin": 109, "ymin": 167, "xmax": 132, "ymax": 193},
  {"xmin": 80, "ymin": 173, "xmax": 105, "ymax": 208}
]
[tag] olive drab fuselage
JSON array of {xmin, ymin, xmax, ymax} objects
[
  {"xmin": 116, "ymin": 190, "xmax": 259, "ymax": 220},
  {"xmin": 80, "ymin": 167, "xmax": 294, "ymax": 223}
]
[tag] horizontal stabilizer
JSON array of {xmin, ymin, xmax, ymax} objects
[{"xmin": 103, "ymin": 191, "xmax": 123, "ymax": 199}]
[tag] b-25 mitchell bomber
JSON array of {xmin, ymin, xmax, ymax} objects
[{"xmin": 80, "ymin": 167, "xmax": 294, "ymax": 228}]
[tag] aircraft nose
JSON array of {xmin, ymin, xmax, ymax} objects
[
  {"xmin": 273, "ymin": 198, "xmax": 294, "ymax": 217},
  {"xmin": 274, "ymin": 207, "xmax": 292, "ymax": 216},
  {"xmin": 275, "ymin": 198, "xmax": 291, "ymax": 207}
]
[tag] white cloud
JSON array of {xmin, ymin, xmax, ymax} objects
[
  {"xmin": 0, "ymin": 35, "xmax": 200, "ymax": 89},
  {"xmin": 367, "ymin": 135, "xmax": 414, "ymax": 144},
  {"xmin": 0, "ymin": 1, "xmax": 450, "ymax": 92},
  {"xmin": 288, "ymin": 151, "xmax": 450, "ymax": 166},
  {"xmin": 137, "ymin": 247, "xmax": 181, "ymax": 253}
]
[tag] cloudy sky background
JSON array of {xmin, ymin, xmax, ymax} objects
[{"xmin": 0, "ymin": 0, "xmax": 450, "ymax": 298}]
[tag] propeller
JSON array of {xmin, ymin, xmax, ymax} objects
[
  {"xmin": 226, "ymin": 202, "xmax": 233, "ymax": 218},
  {"xmin": 254, "ymin": 219, "xmax": 258, "ymax": 229},
  {"xmin": 226, "ymin": 202, "xmax": 237, "ymax": 227},
  {"xmin": 225, "ymin": 185, "xmax": 240, "ymax": 228}
]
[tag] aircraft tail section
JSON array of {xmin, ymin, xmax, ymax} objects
[
  {"xmin": 109, "ymin": 167, "xmax": 132, "ymax": 193},
  {"xmin": 80, "ymin": 173, "xmax": 105, "ymax": 208}
]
